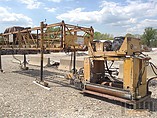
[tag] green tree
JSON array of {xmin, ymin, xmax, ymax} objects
[
  {"xmin": 0, "ymin": 34, "xmax": 4, "ymax": 45},
  {"xmin": 94, "ymin": 32, "xmax": 102, "ymax": 40},
  {"xmin": 142, "ymin": 27, "xmax": 157, "ymax": 47},
  {"xmin": 94, "ymin": 32, "xmax": 113, "ymax": 40},
  {"xmin": 45, "ymin": 27, "xmax": 61, "ymax": 39},
  {"xmin": 102, "ymin": 33, "xmax": 114, "ymax": 40}
]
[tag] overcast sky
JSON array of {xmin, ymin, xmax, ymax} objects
[{"xmin": 0, "ymin": 0, "xmax": 157, "ymax": 36}]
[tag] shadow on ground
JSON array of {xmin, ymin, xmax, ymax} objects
[
  {"xmin": 12, "ymin": 68, "xmax": 65, "ymax": 78},
  {"xmin": 12, "ymin": 68, "xmax": 76, "ymax": 89},
  {"xmin": 12, "ymin": 69, "xmax": 157, "ymax": 111}
]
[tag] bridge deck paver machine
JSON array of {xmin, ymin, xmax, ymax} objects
[{"xmin": 68, "ymin": 37, "xmax": 155, "ymax": 108}]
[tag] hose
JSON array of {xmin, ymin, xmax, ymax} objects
[
  {"xmin": 105, "ymin": 60, "xmax": 113, "ymax": 78},
  {"xmin": 11, "ymin": 47, "xmax": 22, "ymax": 67},
  {"xmin": 149, "ymin": 62, "xmax": 157, "ymax": 76},
  {"xmin": 109, "ymin": 61, "xmax": 114, "ymax": 69}
]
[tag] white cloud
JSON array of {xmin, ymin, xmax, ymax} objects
[
  {"xmin": 0, "ymin": 7, "xmax": 33, "ymax": 31},
  {"xmin": 66, "ymin": 0, "xmax": 74, "ymax": 1},
  {"xmin": 57, "ymin": 8, "xmax": 101, "ymax": 23},
  {"xmin": 57, "ymin": 0, "xmax": 157, "ymax": 24},
  {"xmin": 19, "ymin": 0, "xmax": 42, "ymax": 9},
  {"xmin": 45, "ymin": 7, "xmax": 56, "ymax": 12},
  {"xmin": 48, "ymin": 0, "xmax": 61, "ymax": 3},
  {"xmin": 127, "ymin": 19, "xmax": 157, "ymax": 34},
  {"xmin": 56, "ymin": 0, "xmax": 157, "ymax": 34},
  {"xmin": 0, "ymin": 0, "xmax": 10, "ymax": 2},
  {"xmin": 48, "ymin": 0, "xmax": 74, "ymax": 3}
]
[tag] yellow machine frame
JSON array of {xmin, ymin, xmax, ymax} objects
[{"xmin": 82, "ymin": 37, "xmax": 151, "ymax": 107}]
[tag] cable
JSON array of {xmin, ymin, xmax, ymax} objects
[
  {"xmin": 11, "ymin": 46, "xmax": 22, "ymax": 67},
  {"xmin": 105, "ymin": 60, "xmax": 113, "ymax": 77},
  {"xmin": 137, "ymin": 65, "xmax": 146, "ymax": 87},
  {"xmin": 136, "ymin": 61, "xmax": 157, "ymax": 95},
  {"xmin": 140, "ymin": 52, "xmax": 147, "ymax": 57},
  {"xmin": 109, "ymin": 61, "xmax": 114, "ymax": 69},
  {"xmin": 149, "ymin": 62, "xmax": 157, "ymax": 76}
]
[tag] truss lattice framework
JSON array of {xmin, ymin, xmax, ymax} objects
[{"xmin": 0, "ymin": 21, "xmax": 94, "ymax": 51}]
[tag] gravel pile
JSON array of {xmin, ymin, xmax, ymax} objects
[{"xmin": 0, "ymin": 55, "xmax": 157, "ymax": 118}]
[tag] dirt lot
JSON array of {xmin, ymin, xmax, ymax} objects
[{"xmin": 0, "ymin": 53, "xmax": 157, "ymax": 118}]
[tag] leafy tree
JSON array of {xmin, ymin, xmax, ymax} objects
[
  {"xmin": 94, "ymin": 32, "xmax": 102, "ymax": 40},
  {"xmin": 94, "ymin": 32, "xmax": 114, "ymax": 40},
  {"xmin": 141, "ymin": 27, "xmax": 157, "ymax": 47},
  {"xmin": 0, "ymin": 35, "xmax": 4, "ymax": 45},
  {"xmin": 102, "ymin": 33, "xmax": 114, "ymax": 40},
  {"xmin": 45, "ymin": 27, "xmax": 61, "ymax": 39}
]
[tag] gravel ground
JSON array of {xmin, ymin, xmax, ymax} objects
[{"xmin": 0, "ymin": 55, "xmax": 157, "ymax": 118}]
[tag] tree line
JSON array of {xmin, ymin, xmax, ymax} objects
[{"xmin": 94, "ymin": 27, "xmax": 157, "ymax": 47}]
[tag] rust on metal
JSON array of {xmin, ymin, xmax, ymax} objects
[
  {"xmin": 0, "ymin": 21, "xmax": 93, "ymax": 52},
  {"xmin": 83, "ymin": 90, "xmax": 151, "ymax": 105},
  {"xmin": 85, "ymin": 84, "xmax": 132, "ymax": 100}
]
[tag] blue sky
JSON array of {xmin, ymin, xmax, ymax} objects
[{"xmin": 0, "ymin": 0, "xmax": 157, "ymax": 36}]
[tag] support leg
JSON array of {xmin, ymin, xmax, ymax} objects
[
  {"xmin": 40, "ymin": 49, "xmax": 43, "ymax": 82},
  {"xmin": 35, "ymin": 21, "xmax": 48, "ymax": 88},
  {"xmin": 0, "ymin": 49, "xmax": 3, "ymax": 72},
  {"xmin": 22, "ymin": 53, "xmax": 28, "ymax": 70},
  {"xmin": 73, "ymin": 49, "xmax": 76, "ymax": 74}
]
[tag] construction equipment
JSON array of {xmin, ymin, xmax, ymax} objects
[
  {"xmin": 68, "ymin": 36, "xmax": 156, "ymax": 108},
  {"xmin": 0, "ymin": 21, "xmax": 94, "ymax": 86},
  {"xmin": 0, "ymin": 21, "xmax": 93, "ymax": 52},
  {"xmin": 1, "ymin": 20, "xmax": 156, "ymax": 108}
]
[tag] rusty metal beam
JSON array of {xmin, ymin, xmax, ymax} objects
[
  {"xmin": 65, "ymin": 23, "xmax": 92, "ymax": 30},
  {"xmin": 83, "ymin": 90, "xmax": 151, "ymax": 106},
  {"xmin": 85, "ymin": 83, "xmax": 132, "ymax": 100},
  {"xmin": 0, "ymin": 21, "xmax": 93, "ymax": 52}
]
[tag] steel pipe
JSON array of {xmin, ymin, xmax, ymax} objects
[{"xmin": 85, "ymin": 83, "xmax": 132, "ymax": 100}]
